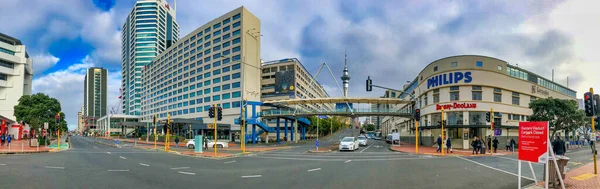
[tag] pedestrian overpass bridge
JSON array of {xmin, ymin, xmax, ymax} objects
[{"xmin": 239, "ymin": 98, "xmax": 414, "ymax": 144}]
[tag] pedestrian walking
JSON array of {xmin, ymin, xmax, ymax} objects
[
  {"xmin": 552, "ymin": 136, "xmax": 566, "ymax": 156},
  {"xmin": 436, "ymin": 135, "xmax": 442, "ymax": 153},
  {"xmin": 492, "ymin": 137, "xmax": 499, "ymax": 153},
  {"xmin": 174, "ymin": 137, "xmax": 180, "ymax": 148},
  {"xmin": 487, "ymin": 135, "xmax": 492, "ymax": 153},
  {"xmin": 472, "ymin": 136, "xmax": 479, "ymax": 154},
  {"xmin": 506, "ymin": 138, "xmax": 511, "ymax": 151},
  {"xmin": 7, "ymin": 134, "xmax": 12, "ymax": 146},
  {"xmin": 446, "ymin": 137, "xmax": 452, "ymax": 153},
  {"xmin": 1, "ymin": 134, "xmax": 5, "ymax": 146},
  {"xmin": 203, "ymin": 136, "xmax": 208, "ymax": 150},
  {"xmin": 510, "ymin": 138, "xmax": 516, "ymax": 152}
]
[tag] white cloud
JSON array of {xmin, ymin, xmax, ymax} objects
[
  {"xmin": 32, "ymin": 56, "xmax": 122, "ymax": 130},
  {"xmin": 31, "ymin": 53, "xmax": 60, "ymax": 74}
]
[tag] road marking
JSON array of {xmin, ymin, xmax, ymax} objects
[
  {"xmin": 224, "ymin": 160, "xmax": 236, "ymax": 164},
  {"xmin": 106, "ymin": 152, "xmax": 111, "ymax": 154},
  {"xmin": 93, "ymin": 146, "xmax": 98, "ymax": 149},
  {"xmin": 572, "ymin": 173, "xmax": 596, "ymax": 181},
  {"xmin": 119, "ymin": 156, "xmax": 126, "ymax": 160},
  {"xmin": 250, "ymin": 156, "xmax": 436, "ymax": 161},
  {"xmin": 360, "ymin": 144, "xmax": 374, "ymax": 153},
  {"xmin": 178, "ymin": 171, "xmax": 196, "ymax": 175},
  {"xmin": 241, "ymin": 175, "xmax": 262, "ymax": 178},
  {"xmin": 344, "ymin": 160, "xmax": 352, "ymax": 163},
  {"xmin": 456, "ymin": 156, "xmax": 535, "ymax": 181},
  {"xmin": 307, "ymin": 168, "xmax": 321, "ymax": 172},
  {"xmin": 139, "ymin": 163, "xmax": 150, "ymax": 167},
  {"xmin": 171, "ymin": 167, "xmax": 190, "ymax": 170},
  {"xmin": 107, "ymin": 170, "xmax": 129, "ymax": 172},
  {"xmin": 45, "ymin": 166, "xmax": 65, "ymax": 169},
  {"xmin": 0, "ymin": 164, "xmax": 5, "ymax": 166}
]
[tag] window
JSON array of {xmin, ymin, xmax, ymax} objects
[
  {"xmin": 232, "ymin": 73, "xmax": 241, "ymax": 79},
  {"xmin": 222, "ymin": 75, "xmax": 231, "ymax": 81},
  {"xmin": 213, "ymin": 69, "xmax": 221, "ymax": 75},
  {"xmin": 232, "ymin": 101, "xmax": 241, "ymax": 108},
  {"xmin": 232, "ymin": 46, "xmax": 241, "ymax": 53},
  {"xmin": 222, "ymin": 93, "xmax": 231, "ymax": 99},
  {"xmin": 222, "ymin": 84, "xmax": 231, "ymax": 90},
  {"xmin": 497, "ymin": 65, "xmax": 503, "ymax": 70},
  {"xmin": 469, "ymin": 112, "xmax": 486, "ymax": 125},
  {"xmin": 472, "ymin": 91, "xmax": 482, "ymax": 100},
  {"xmin": 451, "ymin": 62, "xmax": 458, "ymax": 68},
  {"xmin": 233, "ymin": 21, "xmax": 241, "ymax": 28},
  {"xmin": 213, "ymin": 23, "xmax": 221, "ymax": 29},
  {"xmin": 494, "ymin": 93, "xmax": 502, "ymax": 102},
  {"xmin": 232, "ymin": 29, "xmax": 241, "ymax": 36},
  {"xmin": 232, "ymin": 91, "xmax": 241, "ymax": 98},
  {"xmin": 204, "ymin": 72, "xmax": 211, "ymax": 78},
  {"xmin": 213, "ymin": 78, "xmax": 221, "ymax": 84},
  {"xmin": 450, "ymin": 91, "xmax": 460, "ymax": 101},
  {"xmin": 222, "ymin": 33, "xmax": 231, "ymax": 40},
  {"xmin": 233, "ymin": 13, "xmax": 241, "ymax": 20},
  {"xmin": 433, "ymin": 89, "xmax": 440, "ymax": 103},
  {"xmin": 433, "ymin": 66, "xmax": 438, "ymax": 72},
  {"xmin": 213, "ymin": 95, "xmax": 220, "ymax": 101},
  {"xmin": 204, "ymin": 97, "xmax": 211, "ymax": 103},
  {"xmin": 222, "ymin": 25, "xmax": 230, "ymax": 32},
  {"xmin": 512, "ymin": 114, "xmax": 521, "ymax": 121},
  {"xmin": 232, "ymin": 64, "xmax": 241, "ymax": 70},
  {"xmin": 223, "ymin": 102, "xmax": 231, "ymax": 109},
  {"xmin": 232, "ymin": 54, "xmax": 241, "ymax": 61},
  {"xmin": 232, "ymin": 82, "xmax": 240, "ymax": 88},
  {"xmin": 448, "ymin": 112, "xmax": 464, "ymax": 125},
  {"xmin": 422, "ymin": 96, "xmax": 428, "ymax": 106},
  {"xmin": 223, "ymin": 18, "xmax": 230, "ymax": 24},
  {"xmin": 204, "ymin": 80, "xmax": 211, "ymax": 86},
  {"xmin": 450, "ymin": 86, "xmax": 459, "ymax": 91},
  {"xmin": 476, "ymin": 61, "xmax": 483, "ymax": 67},
  {"xmin": 213, "ymin": 61, "xmax": 221, "ymax": 67},
  {"xmin": 232, "ymin": 38, "xmax": 241, "ymax": 44},
  {"xmin": 222, "ymin": 41, "xmax": 230, "ymax": 48},
  {"xmin": 512, "ymin": 96, "xmax": 520, "ymax": 105}
]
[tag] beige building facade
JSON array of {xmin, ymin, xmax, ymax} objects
[
  {"xmin": 0, "ymin": 33, "xmax": 33, "ymax": 124},
  {"xmin": 380, "ymin": 55, "xmax": 576, "ymax": 149},
  {"xmin": 141, "ymin": 6, "xmax": 261, "ymax": 133}
]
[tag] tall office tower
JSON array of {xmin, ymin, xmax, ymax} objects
[
  {"xmin": 141, "ymin": 6, "xmax": 261, "ymax": 133},
  {"xmin": 0, "ymin": 33, "xmax": 33, "ymax": 124},
  {"xmin": 121, "ymin": 0, "xmax": 179, "ymax": 115},
  {"xmin": 83, "ymin": 67, "xmax": 108, "ymax": 131}
]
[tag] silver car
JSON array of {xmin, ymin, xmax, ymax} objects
[{"xmin": 357, "ymin": 136, "xmax": 368, "ymax": 146}]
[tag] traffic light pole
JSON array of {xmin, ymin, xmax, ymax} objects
[
  {"xmin": 415, "ymin": 120, "xmax": 419, "ymax": 154},
  {"xmin": 490, "ymin": 108, "xmax": 494, "ymax": 155},
  {"xmin": 241, "ymin": 106, "xmax": 246, "ymax": 153},
  {"xmin": 153, "ymin": 115, "xmax": 157, "ymax": 149},
  {"xmin": 214, "ymin": 104, "xmax": 217, "ymax": 157},
  {"xmin": 441, "ymin": 107, "xmax": 445, "ymax": 156},
  {"xmin": 591, "ymin": 88, "xmax": 597, "ymax": 175}
]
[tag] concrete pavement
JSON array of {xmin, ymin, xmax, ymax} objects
[{"xmin": 12, "ymin": 136, "xmax": 600, "ymax": 188}]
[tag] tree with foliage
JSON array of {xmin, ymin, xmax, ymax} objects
[
  {"xmin": 14, "ymin": 93, "xmax": 68, "ymax": 135},
  {"xmin": 306, "ymin": 116, "xmax": 346, "ymax": 136},
  {"xmin": 529, "ymin": 97, "xmax": 585, "ymax": 138},
  {"xmin": 364, "ymin": 124, "xmax": 376, "ymax": 131}
]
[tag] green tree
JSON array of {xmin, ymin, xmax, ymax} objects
[
  {"xmin": 14, "ymin": 93, "xmax": 68, "ymax": 135},
  {"xmin": 529, "ymin": 97, "xmax": 584, "ymax": 138},
  {"xmin": 364, "ymin": 124, "xmax": 376, "ymax": 131}
]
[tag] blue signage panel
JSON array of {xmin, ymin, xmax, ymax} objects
[
  {"xmin": 335, "ymin": 103, "xmax": 353, "ymax": 110},
  {"xmin": 427, "ymin": 71, "xmax": 473, "ymax": 89}
]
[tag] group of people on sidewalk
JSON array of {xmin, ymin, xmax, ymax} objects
[
  {"xmin": 435, "ymin": 135, "xmax": 453, "ymax": 153},
  {"xmin": 1, "ymin": 134, "xmax": 13, "ymax": 147}
]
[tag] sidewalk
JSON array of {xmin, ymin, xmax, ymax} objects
[
  {"xmin": 562, "ymin": 162, "xmax": 599, "ymax": 188},
  {"xmin": 389, "ymin": 142, "xmax": 517, "ymax": 156},
  {"xmin": 0, "ymin": 139, "xmax": 57, "ymax": 154}
]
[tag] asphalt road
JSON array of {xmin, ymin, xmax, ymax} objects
[{"xmin": 1, "ymin": 136, "xmax": 595, "ymax": 189}]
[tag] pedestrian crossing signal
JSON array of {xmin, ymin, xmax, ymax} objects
[
  {"xmin": 217, "ymin": 107, "xmax": 223, "ymax": 121},
  {"xmin": 486, "ymin": 112, "xmax": 491, "ymax": 122}
]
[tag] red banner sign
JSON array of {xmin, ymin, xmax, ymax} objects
[
  {"xmin": 435, "ymin": 103, "xmax": 477, "ymax": 110},
  {"xmin": 518, "ymin": 121, "xmax": 549, "ymax": 163}
]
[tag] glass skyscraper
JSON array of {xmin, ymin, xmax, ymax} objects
[{"xmin": 121, "ymin": 0, "xmax": 179, "ymax": 115}]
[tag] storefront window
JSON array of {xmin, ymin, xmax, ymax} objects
[
  {"xmin": 470, "ymin": 112, "xmax": 486, "ymax": 125},
  {"xmin": 447, "ymin": 112, "xmax": 464, "ymax": 125},
  {"xmin": 431, "ymin": 113, "xmax": 441, "ymax": 126}
]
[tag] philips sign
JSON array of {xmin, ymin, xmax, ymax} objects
[{"xmin": 427, "ymin": 71, "xmax": 473, "ymax": 89}]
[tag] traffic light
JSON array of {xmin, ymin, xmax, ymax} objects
[
  {"xmin": 414, "ymin": 109, "xmax": 420, "ymax": 121},
  {"xmin": 208, "ymin": 107, "xmax": 215, "ymax": 118},
  {"xmin": 437, "ymin": 120, "xmax": 446, "ymax": 126},
  {"xmin": 594, "ymin": 94, "xmax": 600, "ymax": 116},
  {"xmin": 584, "ymin": 92, "xmax": 595, "ymax": 117},
  {"xmin": 485, "ymin": 112, "xmax": 491, "ymax": 122},
  {"xmin": 595, "ymin": 116, "xmax": 600, "ymax": 124},
  {"xmin": 217, "ymin": 107, "xmax": 223, "ymax": 121},
  {"xmin": 366, "ymin": 76, "xmax": 372, "ymax": 92},
  {"xmin": 240, "ymin": 120, "xmax": 245, "ymax": 126}
]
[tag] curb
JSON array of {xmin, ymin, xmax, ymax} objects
[
  {"xmin": 307, "ymin": 149, "xmax": 332, "ymax": 153},
  {"xmin": 0, "ymin": 150, "xmax": 51, "ymax": 154}
]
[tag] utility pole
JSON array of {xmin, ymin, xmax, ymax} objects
[
  {"xmin": 213, "ymin": 104, "xmax": 217, "ymax": 157},
  {"xmin": 441, "ymin": 107, "xmax": 445, "ymax": 156},
  {"xmin": 490, "ymin": 108, "xmax": 494, "ymax": 155}
]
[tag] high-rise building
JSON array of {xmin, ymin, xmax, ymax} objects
[
  {"xmin": 121, "ymin": 0, "xmax": 179, "ymax": 116},
  {"xmin": 84, "ymin": 67, "xmax": 108, "ymax": 131},
  {"xmin": 77, "ymin": 105, "xmax": 84, "ymax": 134},
  {"xmin": 0, "ymin": 33, "xmax": 33, "ymax": 124},
  {"xmin": 140, "ymin": 6, "xmax": 261, "ymax": 134}
]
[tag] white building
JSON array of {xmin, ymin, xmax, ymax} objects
[{"xmin": 0, "ymin": 33, "xmax": 33, "ymax": 124}]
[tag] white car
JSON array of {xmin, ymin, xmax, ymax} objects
[
  {"xmin": 357, "ymin": 136, "xmax": 368, "ymax": 146},
  {"xmin": 186, "ymin": 139, "xmax": 229, "ymax": 148},
  {"xmin": 339, "ymin": 137, "xmax": 359, "ymax": 151}
]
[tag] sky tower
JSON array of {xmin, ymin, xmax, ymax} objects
[{"xmin": 341, "ymin": 50, "xmax": 350, "ymax": 97}]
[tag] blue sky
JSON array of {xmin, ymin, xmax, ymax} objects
[{"xmin": 1, "ymin": 0, "xmax": 599, "ymax": 130}]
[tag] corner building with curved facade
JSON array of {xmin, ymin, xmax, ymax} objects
[{"xmin": 381, "ymin": 55, "xmax": 576, "ymax": 149}]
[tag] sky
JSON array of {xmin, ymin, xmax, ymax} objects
[{"xmin": 1, "ymin": 0, "xmax": 599, "ymax": 130}]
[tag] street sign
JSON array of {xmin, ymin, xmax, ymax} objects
[
  {"xmin": 591, "ymin": 133, "xmax": 597, "ymax": 141},
  {"xmin": 207, "ymin": 124, "xmax": 215, "ymax": 129},
  {"xmin": 44, "ymin": 122, "xmax": 48, "ymax": 130},
  {"xmin": 315, "ymin": 139, "xmax": 319, "ymax": 147},
  {"xmin": 317, "ymin": 115, "xmax": 328, "ymax": 119},
  {"xmin": 494, "ymin": 128, "xmax": 502, "ymax": 136},
  {"xmin": 115, "ymin": 140, "xmax": 120, "ymax": 145},
  {"xmin": 518, "ymin": 121, "xmax": 549, "ymax": 163}
]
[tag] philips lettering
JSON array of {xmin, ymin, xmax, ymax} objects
[{"xmin": 427, "ymin": 72, "xmax": 472, "ymax": 89}]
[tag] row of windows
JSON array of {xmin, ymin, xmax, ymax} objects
[
  {"xmin": 0, "ymin": 59, "xmax": 14, "ymax": 69},
  {"xmin": 423, "ymin": 86, "xmax": 538, "ymax": 107},
  {"xmin": 153, "ymin": 100, "xmax": 242, "ymax": 118},
  {"xmin": 0, "ymin": 47, "xmax": 15, "ymax": 55}
]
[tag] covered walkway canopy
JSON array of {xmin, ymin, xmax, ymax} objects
[{"xmin": 263, "ymin": 97, "xmax": 412, "ymax": 106}]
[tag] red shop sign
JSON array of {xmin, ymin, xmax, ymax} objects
[
  {"xmin": 435, "ymin": 102, "xmax": 477, "ymax": 110},
  {"xmin": 518, "ymin": 121, "xmax": 549, "ymax": 163}
]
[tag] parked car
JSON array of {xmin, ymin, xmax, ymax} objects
[
  {"xmin": 186, "ymin": 139, "xmax": 229, "ymax": 149},
  {"xmin": 339, "ymin": 137, "xmax": 359, "ymax": 151},
  {"xmin": 357, "ymin": 136, "xmax": 368, "ymax": 146}
]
